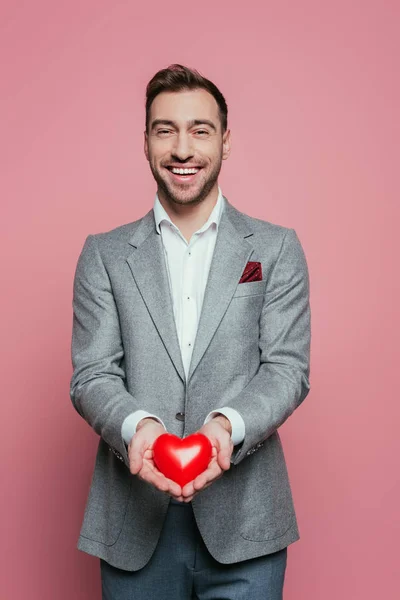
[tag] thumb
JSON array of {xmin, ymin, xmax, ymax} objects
[
  {"xmin": 129, "ymin": 438, "xmax": 146, "ymax": 474},
  {"xmin": 217, "ymin": 441, "xmax": 232, "ymax": 471}
]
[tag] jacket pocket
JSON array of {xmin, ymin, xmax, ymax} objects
[
  {"xmin": 240, "ymin": 510, "xmax": 295, "ymax": 541},
  {"xmin": 80, "ymin": 442, "xmax": 132, "ymax": 546}
]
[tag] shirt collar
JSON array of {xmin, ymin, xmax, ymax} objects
[{"xmin": 153, "ymin": 186, "xmax": 225, "ymax": 235}]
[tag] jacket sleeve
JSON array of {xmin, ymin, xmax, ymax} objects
[
  {"xmin": 69, "ymin": 234, "xmax": 140, "ymax": 469},
  {"xmin": 228, "ymin": 227, "xmax": 311, "ymax": 465}
]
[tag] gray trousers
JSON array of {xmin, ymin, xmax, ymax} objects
[{"xmin": 100, "ymin": 499, "xmax": 287, "ymax": 599}]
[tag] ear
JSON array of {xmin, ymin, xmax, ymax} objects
[
  {"xmin": 144, "ymin": 131, "xmax": 149, "ymax": 161},
  {"xmin": 222, "ymin": 129, "xmax": 231, "ymax": 161}
]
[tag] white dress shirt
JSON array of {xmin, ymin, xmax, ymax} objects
[{"xmin": 121, "ymin": 186, "xmax": 245, "ymax": 446}]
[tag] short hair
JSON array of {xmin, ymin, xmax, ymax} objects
[{"xmin": 145, "ymin": 63, "xmax": 228, "ymax": 135}]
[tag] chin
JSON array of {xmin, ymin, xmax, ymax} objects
[
  {"xmin": 163, "ymin": 182, "xmax": 203, "ymax": 203},
  {"xmin": 169, "ymin": 192, "xmax": 203, "ymax": 206}
]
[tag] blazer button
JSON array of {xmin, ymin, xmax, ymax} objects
[{"xmin": 175, "ymin": 412, "xmax": 185, "ymax": 422}]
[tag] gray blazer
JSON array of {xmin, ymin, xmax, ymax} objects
[{"xmin": 70, "ymin": 196, "xmax": 311, "ymax": 571}]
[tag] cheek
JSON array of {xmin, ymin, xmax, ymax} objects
[{"xmin": 148, "ymin": 141, "xmax": 170, "ymax": 160}]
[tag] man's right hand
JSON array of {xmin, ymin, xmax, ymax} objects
[{"xmin": 128, "ymin": 418, "xmax": 184, "ymax": 501}]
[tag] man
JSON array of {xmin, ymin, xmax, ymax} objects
[{"xmin": 70, "ymin": 63, "xmax": 311, "ymax": 599}]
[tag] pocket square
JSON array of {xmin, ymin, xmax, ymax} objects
[{"xmin": 239, "ymin": 261, "xmax": 262, "ymax": 283}]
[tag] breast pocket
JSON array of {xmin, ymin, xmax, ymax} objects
[{"xmin": 232, "ymin": 280, "xmax": 266, "ymax": 298}]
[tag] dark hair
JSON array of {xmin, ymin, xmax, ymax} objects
[{"xmin": 145, "ymin": 63, "xmax": 228, "ymax": 135}]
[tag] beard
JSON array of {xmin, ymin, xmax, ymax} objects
[{"xmin": 148, "ymin": 154, "xmax": 223, "ymax": 207}]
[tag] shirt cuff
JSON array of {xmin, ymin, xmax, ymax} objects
[
  {"xmin": 204, "ymin": 407, "xmax": 246, "ymax": 446},
  {"xmin": 121, "ymin": 410, "xmax": 166, "ymax": 446}
]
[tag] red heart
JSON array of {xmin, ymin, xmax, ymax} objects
[{"xmin": 153, "ymin": 433, "xmax": 212, "ymax": 487}]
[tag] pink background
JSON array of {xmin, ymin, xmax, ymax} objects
[{"xmin": 2, "ymin": 1, "xmax": 399, "ymax": 598}]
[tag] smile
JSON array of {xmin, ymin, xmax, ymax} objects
[{"xmin": 165, "ymin": 166, "xmax": 203, "ymax": 183}]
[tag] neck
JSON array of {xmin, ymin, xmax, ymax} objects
[{"xmin": 157, "ymin": 184, "xmax": 219, "ymax": 242}]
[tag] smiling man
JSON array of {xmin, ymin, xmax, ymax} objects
[{"xmin": 70, "ymin": 64, "xmax": 311, "ymax": 600}]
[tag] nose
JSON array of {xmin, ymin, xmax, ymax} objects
[{"xmin": 171, "ymin": 132, "xmax": 194, "ymax": 161}]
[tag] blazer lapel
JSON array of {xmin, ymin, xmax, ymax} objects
[
  {"xmin": 125, "ymin": 197, "xmax": 255, "ymax": 385},
  {"xmin": 187, "ymin": 199, "xmax": 254, "ymax": 382},
  {"xmin": 126, "ymin": 210, "xmax": 186, "ymax": 383}
]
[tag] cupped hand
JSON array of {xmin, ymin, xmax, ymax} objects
[
  {"xmin": 128, "ymin": 418, "xmax": 184, "ymax": 501},
  {"xmin": 181, "ymin": 416, "xmax": 234, "ymax": 501}
]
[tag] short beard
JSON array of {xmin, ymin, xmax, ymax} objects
[{"xmin": 150, "ymin": 157, "xmax": 222, "ymax": 207}]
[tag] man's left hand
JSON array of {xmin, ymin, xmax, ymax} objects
[{"xmin": 181, "ymin": 415, "xmax": 234, "ymax": 501}]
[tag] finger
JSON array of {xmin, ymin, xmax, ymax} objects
[
  {"xmin": 138, "ymin": 465, "xmax": 170, "ymax": 493},
  {"xmin": 193, "ymin": 461, "xmax": 222, "ymax": 491},
  {"xmin": 181, "ymin": 481, "xmax": 195, "ymax": 497},
  {"xmin": 171, "ymin": 495, "xmax": 184, "ymax": 503},
  {"xmin": 168, "ymin": 491, "xmax": 189, "ymax": 502},
  {"xmin": 183, "ymin": 493, "xmax": 196, "ymax": 503},
  {"xmin": 129, "ymin": 451, "xmax": 143, "ymax": 475},
  {"xmin": 146, "ymin": 467, "xmax": 182, "ymax": 497},
  {"xmin": 150, "ymin": 463, "xmax": 167, "ymax": 478},
  {"xmin": 129, "ymin": 438, "xmax": 147, "ymax": 475},
  {"xmin": 165, "ymin": 478, "xmax": 182, "ymax": 498},
  {"xmin": 217, "ymin": 449, "xmax": 232, "ymax": 471},
  {"xmin": 216, "ymin": 440, "xmax": 233, "ymax": 471},
  {"xmin": 173, "ymin": 490, "xmax": 196, "ymax": 503},
  {"xmin": 139, "ymin": 456, "xmax": 183, "ymax": 497},
  {"xmin": 193, "ymin": 481, "xmax": 213, "ymax": 495}
]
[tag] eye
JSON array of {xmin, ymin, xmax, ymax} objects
[
  {"xmin": 157, "ymin": 129, "xmax": 171, "ymax": 135},
  {"xmin": 195, "ymin": 130, "xmax": 209, "ymax": 135}
]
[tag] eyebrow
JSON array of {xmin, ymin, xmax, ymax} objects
[{"xmin": 150, "ymin": 119, "xmax": 217, "ymax": 132}]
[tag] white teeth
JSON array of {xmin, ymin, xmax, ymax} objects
[{"xmin": 171, "ymin": 168, "xmax": 199, "ymax": 175}]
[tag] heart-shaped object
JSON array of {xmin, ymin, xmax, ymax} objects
[{"xmin": 153, "ymin": 433, "xmax": 212, "ymax": 487}]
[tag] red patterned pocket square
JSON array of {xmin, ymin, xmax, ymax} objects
[{"xmin": 239, "ymin": 261, "xmax": 262, "ymax": 283}]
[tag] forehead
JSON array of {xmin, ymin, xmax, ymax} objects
[{"xmin": 149, "ymin": 89, "xmax": 220, "ymax": 127}]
